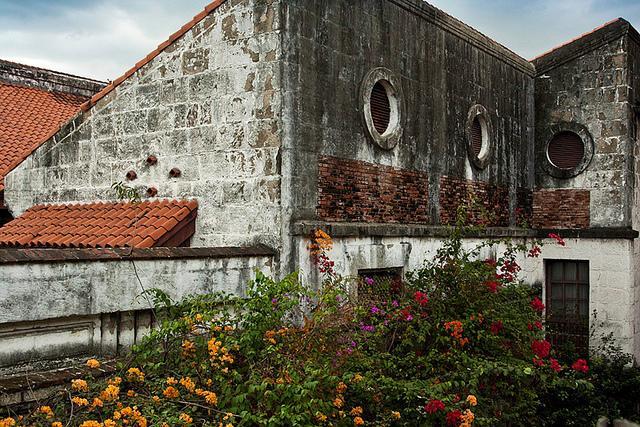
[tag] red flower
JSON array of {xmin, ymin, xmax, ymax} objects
[
  {"xmin": 548, "ymin": 233, "xmax": 566, "ymax": 246},
  {"xmin": 527, "ymin": 246, "xmax": 542, "ymax": 258},
  {"xmin": 414, "ymin": 291, "xmax": 429, "ymax": 307},
  {"xmin": 485, "ymin": 280, "xmax": 500, "ymax": 293},
  {"xmin": 445, "ymin": 410, "xmax": 462, "ymax": 426},
  {"xmin": 549, "ymin": 358, "xmax": 562, "ymax": 373},
  {"xmin": 527, "ymin": 321, "xmax": 543, "ymax": 331},
  {"xmin": 571, "ymin": 359, "xmax": 589, "ymax": 373},
  {"xmin": 490, "ymin": 320, "xmax": 504, "ymax": 335},
  {"xmin": 531, "ymin": 339, "xmax": 551, "ymax": 359},
  {"xmin": 484, "ymin": 258, "xmax": 497, "ymax": 268},
  {"xmin": 533, "ymin": 357, "xmax": 545, "ymax": 367},
  {"xmin": 424, "ymin": 399, "xmax": 445, "ymax": 414},
  {"xmin": 530, "ymin": 297, "xmax": 545, "ymax": 313}
]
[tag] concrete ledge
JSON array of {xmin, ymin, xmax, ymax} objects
[
  {"xmin": 0, "ymin": 245, "xmax": 276, "ymax": 265},
  {"xmin": 293, "ymin": 221, "xmax": 639, "ymax": 240}
]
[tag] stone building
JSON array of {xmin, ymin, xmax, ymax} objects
[{"xmin": 0, "ymin": 0, "xmax": 639, "ymax": 399}]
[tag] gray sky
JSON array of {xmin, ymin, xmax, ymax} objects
[{"xmin": 1, "ymin": 0, "xmax": 639, "ymax": 82}]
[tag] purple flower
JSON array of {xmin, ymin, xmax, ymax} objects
[
  {"xmin": 392, "ymin": 300, "xmax": 399, "ymax": 307},
  {"xmin": 406, "ymin": 314, "xmax": 414, "ymax": 321},
  {"xmin": 364, "ymin": 277, "xmax": 374, "ymax": 286},
  {"xmin": 360, "ymin": 324, "xmax": 375, "ymax": 332},
  {"xmin": 371, "ymin": 306, "xmax": 381, "ymax": 314},
  {"xmin": 336, "ymin": 295, "xmax": 342, "ymax": 303},
  {"xmin": 350, "ymin": 340, "xmax": 357, "ymax": 348},
  {"xmin": 271, "ymin": 298, "xmax": 278, "ymax": 304}
]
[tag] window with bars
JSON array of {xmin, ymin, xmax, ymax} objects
[
  {"xmin": 547, "ymin": 131, "xmax": 585, "ymax": 170},
  {"xmin": 545, "ymin": 260, "xmax": 590, "ymax": 357},
  {"xmin": 370, "ymin": 81, "xmax": 391, "ymax": 135},
  {"xmin": 358, "ymin": 268, "xmax": 403, "ymax": 300},
  {"xmin": 470, "ymin": 116, "xmax": 483, "ymax": 158}
]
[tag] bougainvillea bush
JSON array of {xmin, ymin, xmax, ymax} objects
[{"xmin": 2, "ymin": 230, "xmax": 637, "ymax": 426}]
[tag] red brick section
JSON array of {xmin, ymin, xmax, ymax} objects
[
  {"xmin": 0, "ymin": 199, "xmax": 198, "ymax": 249},
  {"xmin": 439, "ymin": 177, "xmax": 511, "ymax": 227},
  {"xmin": 317, "ymin": 156, "xmax": 429, "ymax": 223},
  {"xmin": 532, "ymin": 189, "xmax": 590, "ymax": 229},
  {"xmin": 0, "ymin": 83, "xmax": 87, "ymax": 192}
]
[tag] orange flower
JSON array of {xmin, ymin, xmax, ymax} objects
[
  {"xmin": 39, "ymin": 406, "xmax": 54, "ymax": 418},
  {"xmin": 350, "ymin": 407, "xmax": 363, "ymax": 417},
  {"xmin": 86, "ymin": 359, "xmax": 101, "ymax": 369},
  {"xmin": 51, "ymin": 422, "xmax": 63, "ymax": 427},
  {"xmin": 391, "ymin": 411, "xmax": 401, "ymax": 420},
  {"xmin": 71, "ymin": 379, "xmax": 89, "ymax": 392},
  {"xmin": 100, "ymin": 385, "xmax": 120, "ymax": 402},
  {"xmin": 179, "ymin": 377, "xmax": 196, "ymax": 393},
  {"xmin": 179, "ymin": 413, "xmax": 193, "ymax": 424},
  {"xmin": 354, "ymin": 417, "xmax": 365, "ymax": 426},
  {"xmin": 163, "ymin": 386, "xmax": 180, "ymax": 399},
  {"xmin": 466, "ymin": 395, "xmax": 478, "ymax": 406},
  {"xmin": 333, "ymin": 396, "xmax": 344, "ymax": 408},
  {"xmin": 336, "ymin": 382, "xmax": 348, "ymax": 394},
  {"xmin": 126, "ymin": 367, "xmax": 145, "ymax": 382},
  {"xmin": 71, "ymin": 397, "xmax": 89, "ymax": 407}
]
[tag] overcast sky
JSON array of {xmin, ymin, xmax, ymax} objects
[{"xmin": 1, "ymin": 0, "xmax": 639, "ymax": 82}]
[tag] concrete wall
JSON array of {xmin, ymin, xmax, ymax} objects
[
  {"xmin": 293, "ymin": 226, "xmax": 638, "ymax": 358},
  {"xmin": 280, "ymin": 0, "xmax": 535, "ymax": 226},
  {"xmin": 4, "ymin": 0, "xmax": 283, "ymax": 249},
  {"xmin": 0, "ymin": 248, "xmax": 273, "ymax": 367}
]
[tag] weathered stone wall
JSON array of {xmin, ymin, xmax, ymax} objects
[
  {"xmin": 4, "ymin": 0, "xmax": 283, "ymax": 249},
  {"xmin": 439, "ymin": 176, "xmax": 510, "ymax": 227},
  {"xmin": 534, "ymin": 33, "xmax": 632, "ymax": 228},
  {"xmin": 317, "ymin": 155, "xmax": 429, "ymax": 223},
  {"xmin": 0, "ymin": 247, "xmax": 273, "ymax": 366},
  {"xmin": 280, "ymin": 0, "xmax": 535, "ymax": 230}
]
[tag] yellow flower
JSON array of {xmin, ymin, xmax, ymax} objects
[
  {"xmin": 179, "ymin": 413, "xmax": 193, "ymax": 424},
  {"xmin": 126, "ymin": 367, "xmax": 145, "ymax": 382},
  {"xmin": 127, "ymin": 390, "xmax": 137, "ymax": 397},
  {"xmin": 333, "ymin": 396, "xmax": 344, "ymax": 408},
  {"xmin": 166, "ymin": 377, "xmax": 178, "ymax": 385},
  {"xmin": 466, "ymin": 394, "xmax": 478, "ymax": 406},
  {"xmin": 100, "ymin": 384, "xmax": 120, "ymax": 402},
  {"xmin": 104, "ymin": 421, "xmax": 116, "ymax": 427},
  {"xmin": 202, "ymin": 391, "xmax": 218, "ymax": 406},
  {"xmin": 108, "ymin": 377, "xmax": 122, "ymax": 386},
  {"xmin": 354, "ymin": 417, "xmax": 365, "ymax": 426},
  {"xmin": 71, "ymin": 379, "xmax": 89, "ymax": 392},
  {"xmin": 182, "ymin": 340, "xmax": 196, "ymax": 357},
  {"xmin": 39, "ymin": 406, "xmax": 54, "ymax": 418},
  {"xmin": 79, "ymin": 421, "xmax": 102, "ymax": 427},
  {"xmin": 86, "ymin": 359, "xmax": 101, "ymax": 369},
  {"xmin": 0, "ymin": 418, "xmax": 15, "ymax": 427},
  {"xmin": 51, "ymin": 422, "xmax": 63, "ymax": 427},
  {"xmin": 163, "ymin": 386, "xmax": 180, "ymax": 399},
  {"xmin": 316, "ymin": 412, "xmax": 328, "ymax": 422},
  {"xmin": 352, "ymin": 373, "xmax": 363, "ymax": 383},
  {"xmin": 152, "ymin": 396, "xmax": 161, "ymax": 403},
  {"xmin": 350, "ymin": 407, "xmax": 363, "ymax": 417},
  {"xmin": 71, "ymin": 397, "xmax": 89, "ymax": 407},
  {"xmin": 92, "ymin": 398, "xmax": 104, "ymax": 408},
  {"xmin": 180, "ymin": 377, "xmax": 196, "ymax": 393},
  {"xmin": 391, "ymin": 411, "xmax": 401, "ymax": 420},
  {"xmin": 461, "ymin": 409, "xmax": 475, "ymax": 423},
  {"xmin": 336, "ymin": 382, "xmax": 348, "ymax": 394}
]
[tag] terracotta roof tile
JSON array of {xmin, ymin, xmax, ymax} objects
[
  {"xmin": 0, "ymin": 199, "xmax": 198, "ymax": 249},
  {"xmin": 0, "ymin": 83, "xmax": 88, "ymax": 192}
]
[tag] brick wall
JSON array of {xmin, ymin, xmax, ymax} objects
[
  {"xmin": 532, "ymin": 189, "xmax": 590, "ymax": 229},
  {"xmin": 317, "ymin": 156, "xmax": 429, "ymax": 223},
  {"xmin": 439, "ymin": 177, "xmax": 510, "ymax": 226}
]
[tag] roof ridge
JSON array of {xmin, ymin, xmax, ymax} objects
[
  {"xmin": 531, "ymin": 18, "xmax": 625, "ymax": 62},
  {"xmin": 0, "ymin": 58, "xmax": 106, "ymax": 86},
  {"xmin": 81, "ymin": 0, "xmax": 227, "ymax": 112}
]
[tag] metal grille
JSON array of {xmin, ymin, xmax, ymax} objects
[
  {"xmin": 547, "ymin": 131, "xmax": 585, "ymax": 170},
  {"xmin": 370, "ymin": 82, "xmax": 391, "ymax": 135},
  {"xmin": 471, "ymin": 117, "xmax": 482, "ymax": 157},
  {"xmin": 545, "ymin": 260, "xmax": 589, "ymax": 357}
]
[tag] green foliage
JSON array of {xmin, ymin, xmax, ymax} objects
[{"xmin": 9, "ymin": 231, "xmax": 640, "ymax": 427}]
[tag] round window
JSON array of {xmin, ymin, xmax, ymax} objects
[
  {"xmin": 361, "ymin": 68, "xmax": 404, "ymax": 150},
  {"xmin": 547, "ymin": 131, "xmax": 585, "ymax": 170},
  {"xmin": 540, "ymin": 122, "xmax": 594, "ymax": 179},
  {"xmin": 466, "ymin": 105, "xmax": 493, "ymax": 169}
]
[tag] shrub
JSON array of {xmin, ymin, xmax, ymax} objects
[{"xmin": 6, "ymin": 229, "xmax": 639, "ymax": 426}]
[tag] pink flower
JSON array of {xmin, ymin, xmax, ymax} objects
[
  {"xmin": 530, "ymin": 297, "xmax": 545, "ymax": 313},
  {"xmin": 424, "ymin": 399, "xmax": 445, "ymax": 414},
  {"xmin": 548, "ymin": 233, "xmax": 566, "ymax": 246},
  {"xmin": 571, "ymin": 359, "xmax": 589, "ymax": 373},
  {"xmin": 364, "ymin": 277, "xmax": 374, "ymax": 286},
  {"xmin": 531, "ymin": 339, "xmax": 551, "ymax": 359}
]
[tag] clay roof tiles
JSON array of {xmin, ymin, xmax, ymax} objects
[
  {"xmin": 0, "ymin": 199, "xmax": 198, "ymax": 249},
  {"xmin": 0, "ymin": 83, "xmax": 87, "ymax": 192}
]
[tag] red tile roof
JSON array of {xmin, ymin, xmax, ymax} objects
[
  {"xmin": 82, "ymin": 0, "xmax": 227, "ymax": 112},
  {"xmin": 0, "ymin": 199, "xmax": 198, "ymax": 249},
  {"xmin": 0, "ymin": 83, "xmax": 87, "ymax": 191}
]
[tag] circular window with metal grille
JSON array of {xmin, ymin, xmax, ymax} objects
[
  {"xmin": 540, "ymin": 122, "xmax": 594, "ymax": 179},
  {"xmin": 547, "ymin": 131, "xmax": 585, "ymax": 170},
  {"xmin": 466, "ymin": 105, "xmax": 493, "ymax": 169},
  {"xmin": 361, "ymin": 68, "xmax": 404, "ymax": 150}
]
